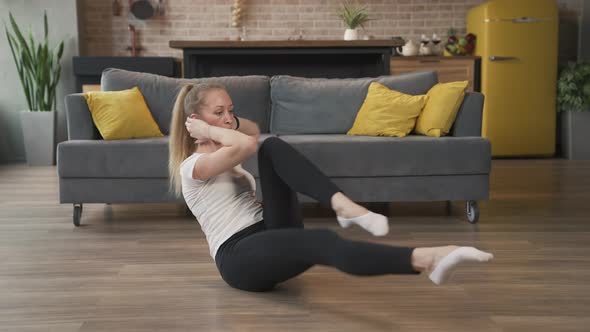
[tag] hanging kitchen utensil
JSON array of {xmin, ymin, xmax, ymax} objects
[
  {"xmin": 156, "ymin": 0, "xmax": 165, "ymax": 16},
  {"xmin": 127, "ymin": 24, "xmax": 141, "ymax": 57},
  {"xmin": 129, "ymin": 0, "xmax": 155, "ymax": 20},
  {"xmin": 112, "ymin": 0, "xmax": 122, "ymax": 16}
]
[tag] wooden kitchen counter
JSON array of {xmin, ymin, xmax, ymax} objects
[
  {"xmin": 169, "ymin": 39, "xmax": 403, "ymax": 49},
  {"xmin": 391, "ymin": 55, "xmax": 482, "ymax": 91},
  {"xmin": 170, "ymin": 39, "xmax": 403, "ymax": 78}
]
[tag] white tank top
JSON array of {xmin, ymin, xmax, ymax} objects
[{"xmin": 180, "ymin": 153, "xmax": 264, "ymax": 260}]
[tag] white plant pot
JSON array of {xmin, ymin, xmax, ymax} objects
[
  {"xmin": 19, "ymin": 110, "xmax": 56, "ymax": 166},
  {"xmin": 344, "ymin": 28, "xmax": 358, "ymax": 41}
]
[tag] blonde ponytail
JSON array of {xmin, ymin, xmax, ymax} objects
[{"xmin": 169, "ymin": 84, "xmax": 195, "ymax": 198}]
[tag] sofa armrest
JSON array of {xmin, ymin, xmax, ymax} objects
[
  {"xmin": 65, "ymin": 93, "xmax": 99, "ymax": 140},
  {"xmin": 451, "ymin": 92, "xmax": 485, "ymax": 137}
]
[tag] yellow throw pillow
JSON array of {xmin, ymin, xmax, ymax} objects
[
  {"xmin": 347, "ymin": 82, "xmax": 428, "ymax": 138},
  {"xmin": 415, "ymin": 81, "xmax": 469, "ymax": 137},
  {"xmin": 84, "ymin": 87, "xmax": 163, "ymax": 140}
]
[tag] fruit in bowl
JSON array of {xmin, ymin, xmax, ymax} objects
[{"xmin": 445, "ymin": 28, "xmax": 476, "ymax": 56}]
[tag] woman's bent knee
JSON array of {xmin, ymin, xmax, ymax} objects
[{"xmin": 260, "ymin": 136, "xmax": 284, "ymax": 151}]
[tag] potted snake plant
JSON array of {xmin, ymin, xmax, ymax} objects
[
  {"xmin": 4, "ymin": 11, "xmax": 64, "ymax": 166},
  {"xmin": 338, "ymin": 2, "xmax": 370, "ymax": 41},
  {"xmin": 558, "ymin": 62, "xmax": 590, "ymax": 160}
]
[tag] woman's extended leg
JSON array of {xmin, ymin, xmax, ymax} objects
[
  {"xmin": 219, "ymin": 228, "xmax": 416, "ymax": 292},
  {"xmin": 217, "ymin": 228, "xmax": 494, "ymax": 292}
]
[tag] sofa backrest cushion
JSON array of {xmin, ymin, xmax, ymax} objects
[
  {"xmin": 269, "ymin": 71, "xmax": 438, "ymax": 134},
  {"xmin": 101, "ymin": 68, "xmax": 271, "ymax": 134}
]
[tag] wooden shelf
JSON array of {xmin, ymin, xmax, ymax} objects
[
  {"xmin": 391, "ymin": 55, "xmax": 481, "ymax": 61},
  {"xmin": 72, "ymin": 56, "xmax": 181, "ymax": 93},
  {"xmin": 170, "ymin": 39, "xmax": 404, "ymax": 49},
  {"xmin": 390, "ymin": 56, "xmax": 481, "ymax": 92},
  {"xmin": 171, "ymin": 40, "xmax": 401, "ymax": 78}
]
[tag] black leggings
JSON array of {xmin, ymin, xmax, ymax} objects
[{"xmin": 215, "ymin": 137, "xmax": 418, "ymax": 292}]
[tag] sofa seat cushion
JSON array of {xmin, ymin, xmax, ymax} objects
[
  {"xmin": 259, "ymin": 135, "xmax": 491, "ymax": 177},
  {"xmin": 58, "ymin": 134, "xmax": 276, "ymax": 178}
]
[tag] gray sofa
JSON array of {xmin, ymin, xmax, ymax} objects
[{"xmin": 58, "ymin": 68, "xmax": 490, "ymax": 226}]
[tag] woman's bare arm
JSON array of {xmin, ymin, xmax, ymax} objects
[
  {"xmin": 186, "ymin": 118, "xmax": 257, "ymax": 181},
  {"xmin": 235, "ymin": 116, "xmax": 260, "ymax": 139}
]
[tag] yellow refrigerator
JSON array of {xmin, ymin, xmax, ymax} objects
[{"xmin": 467, "ymin": 0, "xmax": 558, "ymax": 157}]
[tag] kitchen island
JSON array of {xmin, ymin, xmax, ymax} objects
[{"xmin": 169, "ymin": 39, "xmax": 403, "ymax": 78}]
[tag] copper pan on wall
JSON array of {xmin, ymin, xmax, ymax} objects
[{"xmin": 129, "ymin": 0, "xmax": 155, "ymax": 20}]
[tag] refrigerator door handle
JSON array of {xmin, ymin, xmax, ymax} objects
[
  {"xmin": 484, "ymin": 17, "xmax": 553, "ymax": 23},
  {"xmin": 512, "ymin": 16, "xmax": 539, "ymax": 24},
  {"xmin": 489, "ymin": 56, "xmax": 519, "ymax": 61}
]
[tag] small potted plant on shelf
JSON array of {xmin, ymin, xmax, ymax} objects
[
  {"xmin": 557, "ymin": 61, "xmax": 590, "ymax": 160},
  {"xmin": 338, "ymin": 1, "xmax": 371, "ymax": 41},
  {"xmin": 4, "ymin": 11, "xmax": 64, "ymax": 166}
]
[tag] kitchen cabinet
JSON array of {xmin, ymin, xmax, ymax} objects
[{"xmin": 390, "ymin": 56, "xmax": 481, "ymax": 92}]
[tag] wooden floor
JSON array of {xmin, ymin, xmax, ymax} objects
[{"xmin": 1, "ymin": 159, "xmax": 589, "ymax": 332}]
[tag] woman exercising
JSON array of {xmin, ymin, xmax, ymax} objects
[{"xmin": 168, "ymin": 83, "xmax": 493, "ymax": 292}]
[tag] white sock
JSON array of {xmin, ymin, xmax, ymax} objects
[
  {"xmin": 428, "ymin": 247, "xmax": 494, "ymax": 285},
  {"xmin": 337, "ymin": 211, "xmax": 389, "ymax": 236}
]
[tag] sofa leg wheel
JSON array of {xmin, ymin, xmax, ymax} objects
[
  {"xmin": 73, "ymin": 204, "xmax": 83, "ymax": 227},
  {"xmin": 466, "ymin": 200, "xmax": 479, "ymax": 224}
]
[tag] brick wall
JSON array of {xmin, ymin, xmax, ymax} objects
[{"xmin": 79, "ymin": 0, "xmax": 583, "ymax": 59}]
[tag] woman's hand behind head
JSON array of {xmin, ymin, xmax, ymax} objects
[{"xmin": 185, "ymin": 117, "xmax": 211, "ymax": 144}]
